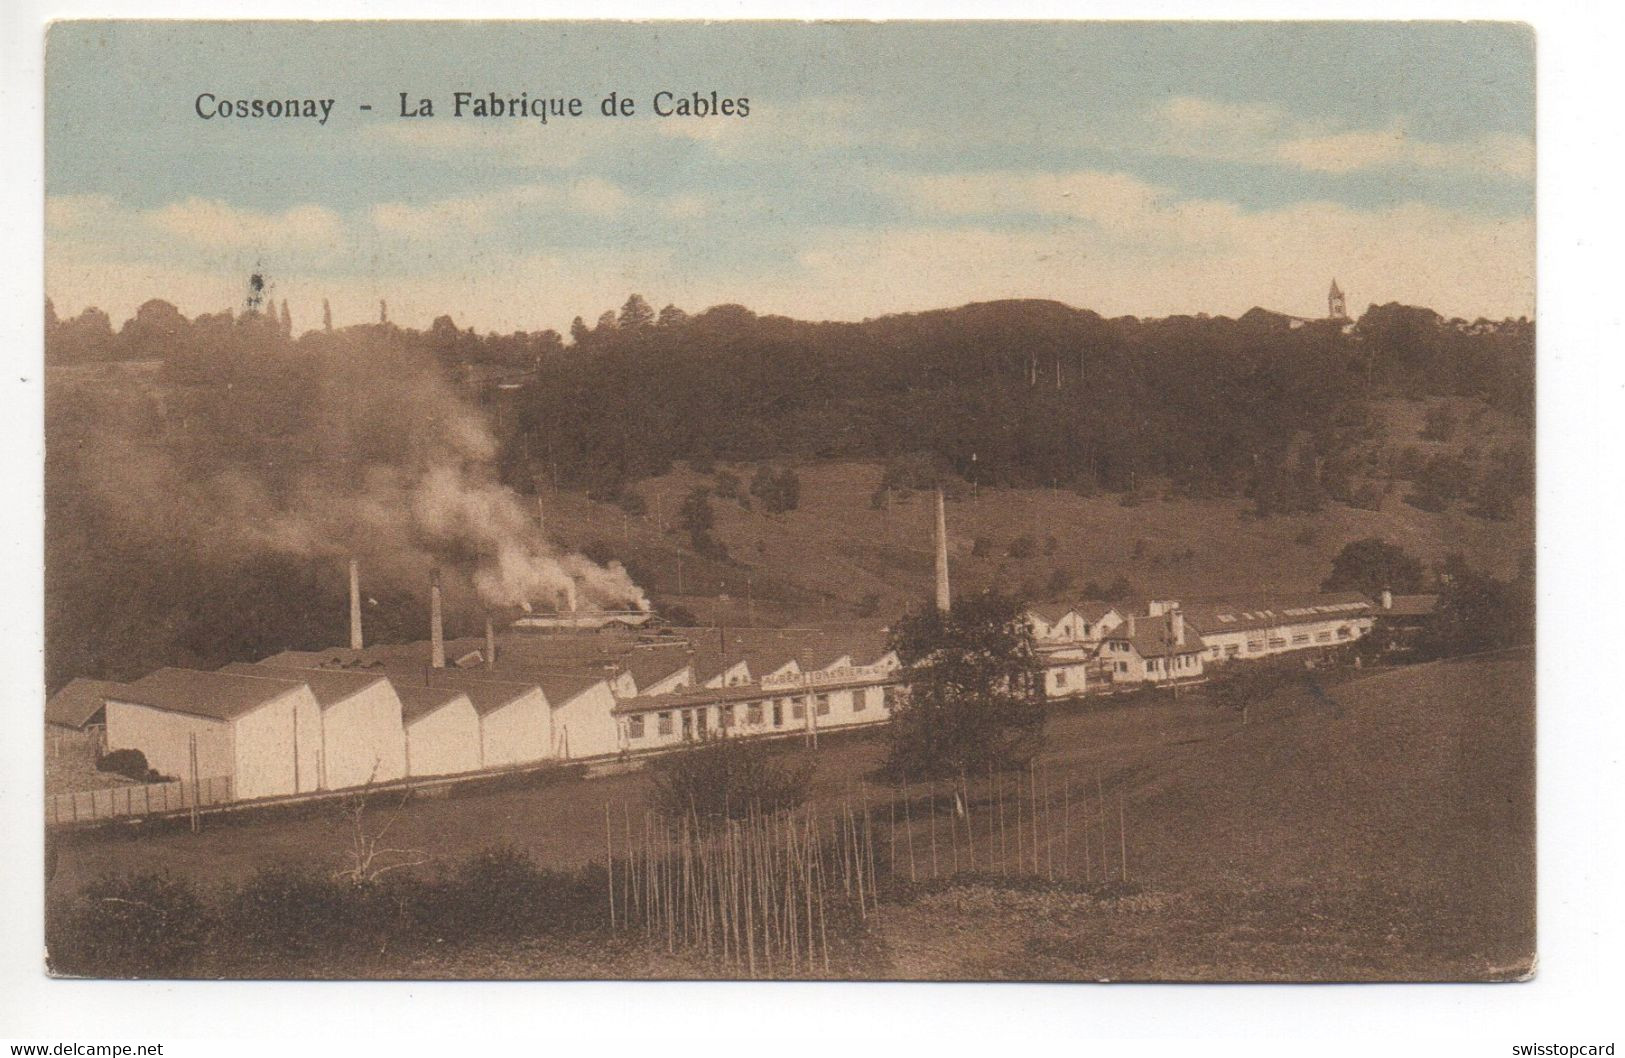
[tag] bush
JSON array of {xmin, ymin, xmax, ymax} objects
[
  {"xmin": 48, "ymin": 871, "xmax": 210, "ymax": 977},
  {"xmin": 222, "ymin": 865, "xmax": 366, "ymax": 957},
  {"xmin": 1006, "ymin": 535, "xmax": 1037, "ymax": 559},
  {"xmin": 648, "ymin": 735, "xmax": 813, "ymax": 830},
  {"xmin": 96, "ymin": 748, "xmax": 166, "ymax": 783}
]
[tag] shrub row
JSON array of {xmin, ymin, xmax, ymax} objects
[{"xmin": 46, "ymin": 844, "xmax": 609, "ymax": 978}]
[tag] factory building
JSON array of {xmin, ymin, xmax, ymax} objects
[
  {"xmin": 1182, "ymin": 592, "xmax": 1374, "ymax": 664},
  {"xmin": 223, "ymin": 663, "xmax": 407, "ymax": 789},
  {"xmin": 103, "ymin": 668, "xmax": 323, "ymax": 801},
  {"xmin": 395, "ymin": 684, "xmax": 482, "ymax": 778}
]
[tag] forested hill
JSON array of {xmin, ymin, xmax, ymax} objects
[
  {"xmin": 512, "ymin": 297, "xmax": 1533, "ymax": 507},
  {"xmin": 44, "ymin": 294, "xmax": 1532, "ymax": 689}
]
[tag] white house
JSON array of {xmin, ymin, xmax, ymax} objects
[
  {"xmin": 224, "ymin": 663, "xmax": 407, "ymax": 789},
  {"xmin": 394, "ymin": 684, "xmax": 482, "ymax": 778},
  {"xmin": 103, "ymin": 668, "xmax": 323, "ymax": 800},
  {"xmin": 1098, "ymin": 612, "xmax": 1207, "ymax": 685}
]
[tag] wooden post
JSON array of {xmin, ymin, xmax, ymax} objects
[
  {"xmin": 605, "ymin": 801, "xmax": 616, "ymax": 930},
  {"xmin": 188, "ymin": 733, "xmax": 200, "ymax": 833},
  {"xmin": 1119, "ymin": 790, "xmax": 1128, "ymax": 883}
]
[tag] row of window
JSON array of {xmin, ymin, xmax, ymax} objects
[
  {"xmin": 624, "ymin": 687, "xmax": 887, "ymax": 740},
  {"xmin": 1210, "ymin": 625, "xmax": 1356, "ymax": 659}
]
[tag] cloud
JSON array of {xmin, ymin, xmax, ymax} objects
[
  {"xmin": 1140, "ymin": 96, "xmax": 1533, "ymax": 181},
  {"xmin": 1274, "ymin": 124, "xmax": 1534, "ymax": 179}
]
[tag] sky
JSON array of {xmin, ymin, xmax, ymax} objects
[{"xmin": 44, "ymin": 21, "xmax": 1535, "ymax": 332}]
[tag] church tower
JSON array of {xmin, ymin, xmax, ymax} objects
[{"xmin": 1328, "ymin": 278, "xmax": 1348, "ymax": 320}]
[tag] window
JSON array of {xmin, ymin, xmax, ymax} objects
[
  {"xmin": 720, "ymin": 704, "xmax": 734, "ymax": 729},
  {"xmin": 628, "ymin": 715, "xmax": 645, "ymax": 739},
  {"xmin": 657, "ymin": 711, "xmax": 673, "ymax": 736},
  {"xmin": 1225, "ymin": 645, "xmax": 1241, "ymax": 657},
  {"xmin": 1248, "ymin": 641, "xmax": 1264, "ymax": 653},
  {"xmin": 772, "ymin": 700, "xmax": 784, "ymax": 727},
  {"xmin": 680, "ymin": 710, "xmax": 693, "ymax": 739},
  {"xmin": 1116, "ymin": 661, "xmax": 1128, "ymax": 673},
  {"xmin": 792, "ymin": 698, "xmax": 806, "ymax": 720},
  {"xmin": 1337, "ymin": 626, "xmax": 1351, "ymax": 640},
  {"xmin": 696, "ymin": 708, "xmax": 709, "ymax": 734},
  {"xmin": 853, "ymin": 689, "xmax": 868, "ymax": 712},
  {"xmin": 1315, "ymin": 631, "xmax": 1332, "ymax": 643},
  {"xmin": 746, "ymin": 702, "xmax": 763, "ymax": 725},
  {"xmin": 815, "ymin": 694, "xmax": 831, "ymax": 717},
  {"xmin": 1292, "ymin": 633, "xmax": 1310, "ymax": 645},
  {"xmin": 1054, "ymin": 671, "xmax": 1067, "ymax": 688},
  {"xmin": 1268, "ymin": 637, "xmax": 1287, "ymax": 649}
]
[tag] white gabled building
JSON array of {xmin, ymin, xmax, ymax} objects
[
  {"xmin": 224, "ymin": 663, "xmax": 407, "ymax": 789},
  {"xmin": 394, "ymin": 684, "xmax": 481, "ymax": 778},
  {"xmin": 536, "ymin": 672, "xmax": 619, "ymax": 760},
  {"xmin": 426, "ymin": 674, "xmax": 551, "ymax": 769},
  {"xmin": 104, "ymin": 668, "xmax": 323, "ymax": 800}
]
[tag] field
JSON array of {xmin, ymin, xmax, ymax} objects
[
  {"xmin": 537, "ymin": 420, "xmax": 1531, "ymax": 628},
  {"xmin": 50, "ymin": 650, "xmax": 1534, "ymax": 981}
]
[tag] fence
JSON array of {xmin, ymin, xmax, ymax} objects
[
  {"xmin": 47, "ymin": 775, "xmax": 234, "ymax": 825},
  {"xmin": 600, "ymin": 761, "xmax": 1134, "ymax": 977}
]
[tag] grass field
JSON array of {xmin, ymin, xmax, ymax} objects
[{"xmin": 51, "ymin": 650, "xmax": 1534, "ymax": 982}]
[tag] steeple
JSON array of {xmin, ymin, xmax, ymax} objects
[{"xmin": 1328, "ymin": 278, "xmax": 1348, "ymax": 320}]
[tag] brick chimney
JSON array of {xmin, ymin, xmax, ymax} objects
[
  {"xmin": 348, "ymin": 558, "xmax": 364, "ymax": 651},
  {"xmin": 1171, "ymin": 609, "xmax": 1184, "ymax": 646},
  {"xmin": 430, "ymin": 568, "xmax": 446, "ymax": 669},
  {"xmin": 1127, "ymin": 614, "xmax": 1137, "ymax": 638}
]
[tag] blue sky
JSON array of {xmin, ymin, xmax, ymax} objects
[{"xmin": 45, "ymin": 21, "xmax": 1535, "ymax": 330}]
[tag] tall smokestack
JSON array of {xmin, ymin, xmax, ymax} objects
[
  {"xmin": 934, "ymin": 487, "xmax": 952, "ymax": 613},
  {"xmin": 485, "ymin": 615, "xmax": 497, "ymax": 672},
  {"xmin": 430, "ymin": 568, "xmax": 446, "ymax": 669},
  {"xmin": 348, "ymin": 558, "xmax": 364, "ymax": 651}
]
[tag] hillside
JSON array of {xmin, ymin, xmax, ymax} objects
[{"xmin": 538, "ymin": 451, "xmax": 1532, "ymax": 627}]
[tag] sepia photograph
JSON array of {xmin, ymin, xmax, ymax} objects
[{"xmin": 35, "ymin": 19, "xmax": 1537, "ymax": 985}]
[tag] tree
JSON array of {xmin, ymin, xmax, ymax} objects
[
  {"xmin": 647, "ymin": 734, "xmax": 812, "ymax": 830},
  {"xmin": 618, "ymin": 294, "xmax": 655, "ymax": 330},
  {"xmin": 1321, "ymin": 537, "xmax": 1424, "ymax": 598},
  {"xmin": 1425, "ymin": 553, "xmax": 1533, "ymax": 657},
  {"xmin": 322, "ymin": 298, "xmax": 333, "ymax": 332},
  {"xmin": 657, "ymin": 303, "xmax": 688, "ymax": 327},
  {"xmin": 882, "ymin": 590, "xmax": 1045, "ymax": 780},
  {"xmin": 749, "ymin": 465, "xmax": 801, "ymax": 513},
  {"xmin": 569, "ymin": 316, "xmax": 590, "ymax": 346}
]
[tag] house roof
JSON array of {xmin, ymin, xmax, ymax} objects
[
  {"xmin": 1381, "ymin": 594, "xmax": 1440, "ymax": 617},
  {"xmin": 533, "ymin": 671, "xmax": 609, "ymax": 708},
  {"xmin": 1073, "ymin": 603, "xmax": 1120, "ymax": 624},
  {"xmin": 110, "ymin": 667, "xmax": 308, "ymax": 722},
  {"xmin": 1182, "ymin": 592, "xmax": 1372, "ymax": 635},
  {"xmin": 623, "ymin": 649, "xmax": 691, "ymax": 692},
  {"xmin": 220, "ymin": 662, "xmax": 387, "ymax": 708},
  {"xmin": 46, "ymin": 677, "xmax": 127, "ymax": 729},
  {"xmin": 394, "ymin": 684, "xmax": 472, "ymax": 724},
  {"xmin": 411, "ymin": 673, "xmax": 541, "ymax": 716},
  {"xmin": 1027, "ymin": 601, "xmax": 1076, "ymax": 625},
  {"xmin": 1102, "ymin": 616, "xmax": 1207, "ymax": 658}
]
